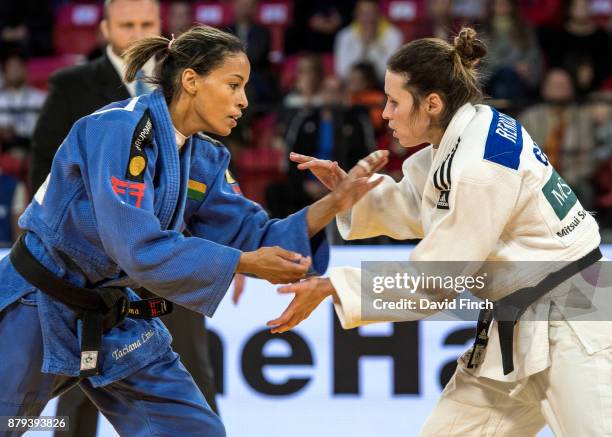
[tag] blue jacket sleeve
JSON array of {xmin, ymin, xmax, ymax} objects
[
  {"xmin": 185, "ymin": 145, "xmax": 329, "ymax": 275},
  {"xmin": 81, "ymin": 112, "xmax": 240, "ymax": 316}
]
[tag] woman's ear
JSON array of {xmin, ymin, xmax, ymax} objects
[
  {"xmin": 181, "ymin": 68, "xmax": 198, "ymax": 96},
  {"xmin": 425, "ymin": 93, "xmax": 444, "ymax": 117}
]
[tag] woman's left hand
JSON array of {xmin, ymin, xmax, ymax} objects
[
  {"xmin": 329, "ymin": 150, "xmax": 389, "ymax": 213},
  {"xmin": 267, "ymin": 277, "xmax": 335, "ymax": 334}
]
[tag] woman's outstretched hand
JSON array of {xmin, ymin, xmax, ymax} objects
[
  {"xmin": 290, "ymin": 150, "xmax": 389, "ymax": 191},
  {"xmin": 304, "ymin": 150, "xmax": 390, "ymax": 236},
  {"xmin": 267, "ymin": 277, "xmax": 335, "ymax": 334},
  {"xmin": 329, "ymin": 150, "xmax": 389, "ymax": 213},
  {"xmin": 237, "ymin": 247, "xmax": 311, "ymax": 284},
  {"xmin": 290, "ymin": 152, "xmax": 347, "ymax": 190}
]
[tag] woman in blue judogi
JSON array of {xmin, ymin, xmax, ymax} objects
[{"xmin": 0, "ymin": 26, "xmax": 387, "ymax": 436}]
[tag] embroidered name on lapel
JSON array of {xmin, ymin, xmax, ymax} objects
[
  {"xmin": 433, "ymin": 139, "xmax": 460, "ymax": 210},
  {"xmin": 126, "ymin": 110, "xmax": 154, "ymax": 182}
]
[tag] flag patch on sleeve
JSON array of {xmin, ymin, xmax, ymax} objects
[
  {"xmin": 187, "ymin": 179, "xmax": 207, "ymax": 201},
  {"xmin": 225, "ymin": 170, "xmax": 242, "ymax": 194}
]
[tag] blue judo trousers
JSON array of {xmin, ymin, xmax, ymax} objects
[{"xmin": 0, "ymin": 91, "xmax": 329, "ymax": 436}]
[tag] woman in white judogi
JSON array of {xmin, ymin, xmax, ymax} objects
[{"xmin": 267, "ymin": 28, "xmax": 612, "ymax": 436}]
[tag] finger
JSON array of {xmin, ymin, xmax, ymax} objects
[
  {"xmin": 370, "ymin": 157, "xmax": 389, "ymax": 174},
  {"xmin": 277, "ymin": 263, "xmax": 308, "ymax": 284},
  {"xmin": 277, "ymin": 279, "xmax": 310, "ymax": 294},
  {"xmin": 297, "ymin": 160, "xmax": 333, "ymax": 171},
  {"xmin": 232, "ymin": 286, "xmax": 243, "ymax": 305},
  {"xmin": 367, "ymin": 174, "xmax": 385, "ymax": 190},
  {"xmin": 232, "ymin": 274, "xmax": 246, "ymax": 305},
  {"xmin": 297, "ymin": 255, "xmax": 312, "ymax": 269},
  {"xmin": 361, "ymin": 150, "xmax": 389, "ymax": 173},
  {"xmin": 267, "ymin": 303, "xmax": 295, "ymax": 327},
  {"xmin": 273, "ymin": 314, "xmax": 302, "ymax": 334},
  {"xmin": 289, "ymin": 152, "xmax": 315, "ymax": 163},
  {"xmin": 267, "ymin": 310, "xmax": 292, "ymax": 327},
  {"xmin": 273, "ymin": 246, "xmax": 304, "ymax": 262},
  {"xmin": 356, "ymin": 158, "xmax": 373, "ymax": 174}
]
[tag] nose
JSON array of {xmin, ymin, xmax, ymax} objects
[
  {"xmin": 382, "ymin": 101, "xmax": 392, "ymax": 120},
  {"xmin": 238, "ymin": 88, "xmax": 248, "ymax": 109},
  {"xmin": 132, "ymin": 25, "xmax": 149, "ymax": 42}
]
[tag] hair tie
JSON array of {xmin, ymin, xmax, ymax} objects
[{"xmin": 168, "ymin": 34, "xmax": 176, "ymax": 50}]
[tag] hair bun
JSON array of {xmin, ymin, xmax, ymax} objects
[{"xmin": 453, "ymin": 27, "xmax": 487, "ymax": 67}]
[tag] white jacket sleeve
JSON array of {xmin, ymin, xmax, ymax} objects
[
  {"xmin": 331, "ymin": 166, "xmax": 522, "ymax": 329},
  {"xmin": 336, "ymin": 150, "xmax": 429, "ymax": 241}
]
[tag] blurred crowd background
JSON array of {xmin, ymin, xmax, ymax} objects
[{"xmin": 0, "ymin": 0, "xmax": 611, "ymax": 248}]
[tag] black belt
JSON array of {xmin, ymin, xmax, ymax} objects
[
  {"xmin": 467, "ymin": 246, "xmax": 602, "ymax": 375},
  {"xmin": 9, "ymin": 234, "xmax": 173, "ymax": 377}
]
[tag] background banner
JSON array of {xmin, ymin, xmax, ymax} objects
[{"xmin": 4, "ymin": 245, "xmax": 610, "ymax": 437}]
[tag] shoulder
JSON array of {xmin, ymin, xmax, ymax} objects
[
  {"xmin": 384, "ymin": 22, "xmax": 403, "ymax": 41},
  {"xmin": 336, "ymin": 25, "xmax": 355, "ymax": 42},
  {"xmin": 79, "ymin": 96, "xmax": 152, "ymax": 140},
  {"xmin": 455, "ymin": 105, "xmax": 526, "ymax": 181},
  {"xmin": 193, "ymin": 133, "xmax": 231, "ymax": 162}
]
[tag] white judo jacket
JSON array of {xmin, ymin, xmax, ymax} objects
[{"xmin": 329, "ymin": 102, "xmax": 608, "ymax": 381}]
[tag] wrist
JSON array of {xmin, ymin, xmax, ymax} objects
[
  {"xmin": 317, "ymin": 277, "xmax": 335, "ymax": 298},
  {"xmin": 236, "ymin": 252, "xmax": 253, "ymax": 274},
  {"xmin": 325, "ymin": 191, "xmax": 342, "ymax": 215}
]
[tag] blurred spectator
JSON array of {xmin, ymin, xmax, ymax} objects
[
  {"xmin": 519, "ymin": 68, "xmax": 595, "ymax": 202},
  {"xmin": 588, "ymin": 96, "xmax": 612, "ymax": 151},
  {"xmin": 228, "ymin": 0, "xmax": 278, "ymax": 105},
  {"xmin": 414, "ymin": 0, "xmax": 468, "ymax": 41},
  {"xmin": 0, "ymin": 169, "xmax": 26, "ymax": 248},
  {"xmin": 284, "ymin": 0, "xmax": 355, "ymax": 55},
  {"xmin": 283, "ymin": 54, "xmax": 325, "ymax": 109},
  {"xmin": 480, "ymin": 0, "xmax": 543, "ymax": 101},
  {"xmin": 0, "ymin": 52, "xmax": 46, "ymax": 157},
  {"xmin": 268, "ymin": 76, "xmax": 375, "ymax": 217},
  {"xmin": 0, "ymin": 1, "xmax": 53, "ymax": 58},
  {"xmin": 452, "ymin": 0, "xmax": 487, "ymax": 21},
  {"xmin": 519, "ymin": 0, "xmax": 564, "ymax": 27},
  {"xmin": 334, "ymin": 0, "xmax": 403, "ymax": 80},
  {"xmin": 539, "ymin": 0, "xmax": 612, "ymax": 96},
  {"xmin": 167, "ymin": 1, "xmax": 193, "ymax": 37},
  {"xmin": 346, "ymin": 61, "xmax": 386, "ymax": 135},
  {"xmin": 588, "ymin": 97, "xmax": 612, "ymax": 230}
]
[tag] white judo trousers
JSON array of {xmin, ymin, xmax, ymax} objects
[{"xmin": 421, "ymin": 309, "xmax": 612, "ymax": 437}]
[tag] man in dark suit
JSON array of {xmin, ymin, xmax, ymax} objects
[
  {"xmin": 30, "ymin": 1, "xmax": 221, "ymax": 435},
  {"xmin": 30, "ymin": 0, "xmax": 159, "ymax": 191}
]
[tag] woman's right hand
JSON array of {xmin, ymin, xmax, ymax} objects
[
  {"xmin": 289, "ymin": 152, "xmax": 348, "ymax": 190},
  {"xmin": 236, "ymin": 246, "xmax": 311, "ymax": 284}
]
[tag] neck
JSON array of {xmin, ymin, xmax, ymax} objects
[
  {"xmin": 429, "ymin": 127, "xmax": 445, "ymax": 149},
  {"xmin": 169, "ymin": 93, "xmax": 200, "ymax": 137}
]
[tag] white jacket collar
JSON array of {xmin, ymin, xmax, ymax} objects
[{"xmin": 431, "ymin": 102, "xmax": 476, "ymax": 164}]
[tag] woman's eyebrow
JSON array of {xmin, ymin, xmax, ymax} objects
[{"xmin": 229, "ymin": 74, "xmax": 245, "ymax": 81}]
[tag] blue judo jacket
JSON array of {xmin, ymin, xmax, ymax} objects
[{"xmin": 0, "ymin": 90, "xmax": 329, "ymax": 386}]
